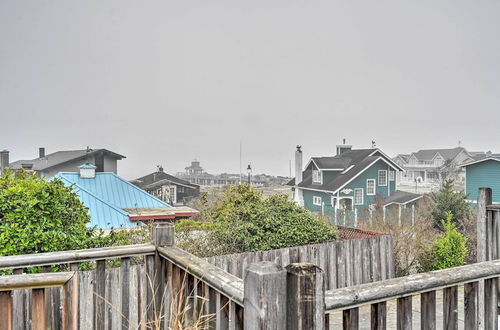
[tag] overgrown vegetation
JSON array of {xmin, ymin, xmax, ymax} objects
[
  {"xmin": 176, "ymin": 184, "xmax": 338, "ymax": 257},
  {"xmin": 0, "ymin": 170, "xmax": 147, "ymax": 258},
  {"xmin": 430, "ymin": 179, "xmax": 470, "ymax": 229},
  {"xmin": 418, "ymin": 212, "xmax": 468, "ymax": 272}
]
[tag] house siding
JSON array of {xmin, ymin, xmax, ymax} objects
[
  {"xmin": 302, "ymin": 159, "xmax": 397, "ymax": 213},
  {"xmin": 465, "ymin": 160, "xmax": 500, "ymax": 203}
]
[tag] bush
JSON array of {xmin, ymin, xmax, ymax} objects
[
  {"xmin": 0, "ymin": 170, "xmax": 112, "ymax": 257},
  {"xmin": 176, "ymin": 184, "xmax": 338, "ymax": 257},
  {"xmin": 431, "ymin": 179, "xmax": 469, "ymax": 230},
  {"xmin": 418, "ymin": 212, "xmax": 468, "ymax": 272}
]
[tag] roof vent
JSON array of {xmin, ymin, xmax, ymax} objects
[{"xmin": 79, "ymin": 163, "xmax": 97, "ymax": 179}]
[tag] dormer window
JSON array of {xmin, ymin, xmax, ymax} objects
[
  {"xmin": 79, "ymin": 163, "xmax": 96, "ymax": 179},
  {"xmin": 312, "ymin": 170, "xmax": 322, "ymax": 184}
]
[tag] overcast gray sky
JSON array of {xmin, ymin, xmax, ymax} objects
[{"xmin": 1, "ymin": 0, "xmax": 499, "ymax": 179}]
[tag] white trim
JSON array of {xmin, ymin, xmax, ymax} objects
[
  {"xmin": 389, "ymin": 170, "xmax": 395, "ymax": 181},
  {"xmin": 341, "ymin": 165, "xmax": 355, "ymax": 174},
  {"xmin": 366, "ymin": 179, "xmax": 376, "ymax": 195},
  {"xmin": 383, "ymin": 195, "xmax": 423, "ymax": 207},
  {"xmin": 312, "ymin": 169, "xmax": 323, "ymax": 184},
  {"xmin": 354, "ymin": 188, "xmax": 364, "ymax": 205},
  {"xmin": 378, "ymin": 170, "xmax": 388, "ymax": 186},
  {"xmin": 313, "ymin": 196, "xmax": 322, "ymax": 206},
  {"xmin": 369, "ymin": 149, "xmax": 405, "ymax": 171},
  {"xmin": 461, "ymin": 157, "xmax": 500, "ymax": 167}
]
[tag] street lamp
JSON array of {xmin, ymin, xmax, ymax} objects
[{"xmin": 247, "ymin": 164, "xmax": 252, "ymax": 185}]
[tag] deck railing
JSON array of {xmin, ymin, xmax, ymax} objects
[{"xmin": 0, "ymin": 187, "xmax": 499, "ymax": 329}]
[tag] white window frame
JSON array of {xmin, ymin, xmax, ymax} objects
[
  {"xmin": 312, "ymin": 170, "xmax": 322, "ymax": 184},
  {"xmin": 354, "ymin": 188, "xmax": 364, "ymax": 205},
  {"xmin": 389, "ymin": 171, "xmax": 395, "ymax": 181},
  {"xmin": 313, "ymin": 196, "xmax": 322, "ymax": 206},
  {"xmin": 378, "ymin": 170, "xmax": 387, "ymax": 186},
  {"xmin": 366, "ymin": 179, "xmax": 376, "ymax": 195}
]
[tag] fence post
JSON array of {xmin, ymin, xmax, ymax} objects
[
  {"xmin": 286, "ymin": 263, "xmax": 325, "ymax": 330},
  {"xmin": 354, "ymin": 208, "xmax": 358, "ymax": 228},
  {"xmin": 149, "ymin": 223, "xmax": 175, "ymax": 326},
  {"xmin": 244, "ymin": 262, "xmax": 287, "ymax": 330},
  {"xmin": 477, "ymin": 187, "xmax": 492, "ymax": 329}
]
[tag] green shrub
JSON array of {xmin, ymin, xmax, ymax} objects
[
  {"xmin": 176, "ymin": 184, "xmax": 338, "ymax": 257},
  {"xmin": 418, "ymin": 212, "xmax": 468, "ymax": 272},
  {"xmin": 431, "ymin": 179, "xmax": 469, "ymax": 229},
  {"xmin": 0, "ymin": 170, "xmax": 113, "ymax": 257}
]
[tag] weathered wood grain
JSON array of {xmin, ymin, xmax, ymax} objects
[
  {"xmin": 420, "ymin": 291, "xmax": 436, "ymax": 330},
  {"xmin": 342, "ymin": 308, "xmax": 359, "ymax": 330},
  {"xmin": 443, "ymin": 286, "xmax": 458, "ymax": 330},
  {"xmin": 484, "ymin": 278, "xmax": 498, "ymax": 330},
  {"xmin": 94, "ymin": 260, "xmax": 106, "ymax": 330},
  {"xmin": 286, "ymin": 263, "xmax": 325, "ymax": 330},
  {"xmin": 244, "ymin": 262, "xmax": 286, "ymax": 330},
  {"xmin": 396, "ymin": 296, "xmax": 412, "ymax": 330},
  {"xmin": 464, "ymin": 281, "xmax": 478, "ymax": 330},
  {"xmin": 32, "ymin": 288, "xmax": 46, "ymax": 330},
  {"xmin": 370, "ymin": 302, "xmax": 386, "ymax": 330}
]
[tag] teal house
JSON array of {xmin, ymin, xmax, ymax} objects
[
  {"xmin": 289, "ymin": 143, "xmax": 421, "ymax": 221},
  {"xmin": 463, "ymin": 157, "xmax": 500, "ymax": 204}
]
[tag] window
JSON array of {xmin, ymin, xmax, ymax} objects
[
  {"xmin": 312, "ymin": 170, "xmax": 322, "ymax": 184},
  {"xmin": 389, "ymin": 171, "xmax": 395, "ymax": 181},
  {"xmin": 354, "ymin": 188, "xmax": 364, "ymax": 205},
  {"xmin": 378, "ymin": 170, "xmax": 387, "ymax": 186},
  {"xmin": 366, "ymin": 179, "xmax": 376, "ymax": 195},
  {"xmin": 313, "ymin": 196, "xmax": 322, "ymax": 206}
]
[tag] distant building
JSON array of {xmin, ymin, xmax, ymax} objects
[
  {"xmin": 132, "ymin": 166, "xmax": 200, "ymax": 205},
  {"xmin": 289, "ymin": 143, "xmax": 421, "ymax": 218},
  {"xmin": 55, "ymin": 164, "xmax": 198, "ymax": 229},
  {"xmin": 462, "ymin": 156, "xmax": 500, "ymax": 204},
  {"xmin": 7, "ymin": 147, "xmax": 125, "ymax": 178},
  {"xmin": 178, "ymin": 160, "xmax": 287, "ymax": 187},
  {"xmin": 394, "ymin": 147, "xmax": 473, "ymax": 186}
]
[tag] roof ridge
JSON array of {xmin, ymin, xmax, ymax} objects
[
  {"xmin": 108, "ymin": 172, "xmax": 171, "ymax": 207},
  {"xmin": 56, "ymin": 174, "xmax": 129, "ymax": 216}
]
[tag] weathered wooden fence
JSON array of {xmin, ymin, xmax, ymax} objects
[
  {"xmin": 0, "ymin": 187, "xmax": 498, "ymax": 329},
  {"xmin": 205, "ymin": 234, "xmax": 394, "ymax": 289}
]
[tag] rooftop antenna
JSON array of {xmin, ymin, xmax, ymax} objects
[{"xmin": 372, "ymin": 140, "xmax": 376, "ymax": 148}]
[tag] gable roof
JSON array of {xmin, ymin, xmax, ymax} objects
[
  {"xmin": 461, "ymin": 157, "xmax": 500, "ymax": 167},
  {"xmin": 10, "ymin": 149, "xmax": 125, "ymax": 171},
  {"xmin": 55, "ymin": 171, "xmax": 197, "ymax": 229},
  {"xmin": 411, "ymin": 147, "xmax": 466, "ymax": 162},
  {"xmin": 133, "ymin": 171, "xmax": 198, "ymax": 190},
  {"xmin": 291, "ymin": 149, "xmax": 403, "ymax": 194}
]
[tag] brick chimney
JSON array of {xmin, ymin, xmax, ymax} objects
[
  {"xmin": 0, "ymin": 150, "xmax": 9, "ymax": 172},
  {"xmin": 39, "ymin": 147, "xmax": 45, "ymax": 158}
]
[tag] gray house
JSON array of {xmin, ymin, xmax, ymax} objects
[{"xmin": 5, "ymin": 147, "xmax": 125, "ymax": 178}]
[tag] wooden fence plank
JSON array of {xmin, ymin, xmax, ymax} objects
[
  {"xmin": 32, "ymin": 288, "xmax": 46, "ymax": 330},
  {"xmin": 484, "ymin": 278, "xmax": 498, "ymax": 330},
  {"xmin": 94, "ymin": 260, "xmax": 106, "ymax": 330},
  {"xmin": 397, "ymin": 296, "xmax": 412, "ymax": 330},
  {"xmin": 443, "ymin": 286, "xmax": 458, "ymax": 330},
  {"xmin": 371, "ymin": 302, "xmax": 386, "ymax": 330},
  {"xmin": 343, "ymin": 308, "xmax": 359, "ymax": 330},
  {"xmin": 420, "ymin": 291, "xmax": 436, "ymax": 330},
  {"xmin": 464, "ymin": 281, "xmax": 478, "ymax": 330},
  {"xmin": 0, "ymin": 291, "xmax": 13, "ymax": 330},
  {"xmin": 121, "ymin": 257, "xmax": 130, "ymax": 330}
]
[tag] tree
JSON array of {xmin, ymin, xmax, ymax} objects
[
  {"xmin": 430, "ymin": 179, "xmax": 469, "ymax": 229},
  {"xmin": 0, "ymin": 170, "xmax": 108, "ymax": 257},
  {"xmin": 176, "ymin": 184, "xmax": 338, "ymax": 257},
  {"xmin": 418, "ymin": 212, "xmax": 468, "ymax": 272}
]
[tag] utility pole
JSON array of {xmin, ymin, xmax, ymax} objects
[{"xmin": 247, "ymin": 164, "xmax": 252, "ymax": 185}]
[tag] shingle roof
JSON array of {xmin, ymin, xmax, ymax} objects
[
  {"xmin": 10, "ymin": 149, "xmax": 125, "ymax": 171},
  {"xmin": 55, "ymin": 172, "xmax": 197, "ymax": 229},
  {"xmin": 290, "ymin": 149, "xmax": 403, "ymax": 193},
  {"xmin": 380, "ymin": 190, "xmax": 422, "ymax": 206},
  {"xmin": 133, "ymin": 171, "xmax": 198, "ymax": 189},
  {"xmin": 411, "ymin": 147, "xmax": 465, "ymax": 162}
]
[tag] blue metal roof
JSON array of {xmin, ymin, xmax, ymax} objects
[{"xmin": 54, "ymin": 172, "xmax": 171, "ymax": 229}]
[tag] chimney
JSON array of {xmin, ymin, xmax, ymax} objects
[
  {"xmin": 294, "ymin": 146, "xmax": 304, "ymax": 205},
  {"xmin": 79, "ymin": 163, "xmax": 96, "ymax": 179},
  {"xmin": 0, "ymin": 150, "xmax": 9, "ymax": 172},
  {"xmin": 39, "ymin": 147, "xmax": 45, "ymax": 158},
  {"xmin": 336, "ymin": 138, "xmax": 352, "ymax": 156}
]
